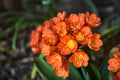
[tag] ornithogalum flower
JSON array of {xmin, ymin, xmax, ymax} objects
[
  {"xmin": 69, "ymin": 49, "xmax": 89, "ymax": 68},
  {"xmin": 30, "ymin": 11, "xmax": 102, "ymax": 78}
]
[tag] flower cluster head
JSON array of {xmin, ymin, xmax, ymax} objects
[
  {"xmin": 30, "ymin": 11, "xmax": 102, "ymax": 78},
  {"xmin": 108, "ymin": 51, "xmax": 120, "ymax": 80}
]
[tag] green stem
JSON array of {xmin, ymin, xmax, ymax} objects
[
  {"xmin": 34, "ymin": 54, "xmax": 56, "ymax": 80},
  {"xmin": 108, "ymin": 72, "xmax": 113, "ymax": 80},
  {"xmin": 12, "ymin": 15, "xmax": 27, "ymax": 49},
  {"xmin": 31, "ymin": 64, "xmax": 47, "ymax": 80},
  {"xmin": 101, "ymin": 26, "xmax": 120, "ymax": 37},
  {"xmin": 81, "ymin": 67, "xmax": 87, "ymax": 80},
  {"xmin": 0, "ymin": 27, "xmax": 14, "ymax": 39},
  {"xmin": 104, "ymin": 13, "xmax": 120, "ymax": 28},
  {"xmin": 35, "ymin": 64, "xmax": 47, "ymax": 80},
  {"xmin": 31, "ymin": 65, "xmax": 37, "ymax": 80}
]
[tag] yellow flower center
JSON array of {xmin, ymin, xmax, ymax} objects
[
  {"xmin": 90, "ymin": 38, "xmax": 97, "ymax": 48},
  {"xmin": 67, "ymin": 40, "xmax": 75, "ymax": 49},
  {"xmin": 50, "ymin": 38, "xmax": 55, "ymax": 43},
  {"xmin": 77, "ymin": 52, "xmax": 82, "ymax": 57},
  {"xmin": 76, "ymin": 32, "xmax": 84, "ymax": 41},
  {"xmin": 115, "ymin": 66, "xmax": 120, "ymax": 71},
  {"xmin": 57, "ymin": 28, "xmax": 67, "ymax": 36},
  {"xmin": 71, "ymin": 24, "xmax": 80, "ymax": 30}
]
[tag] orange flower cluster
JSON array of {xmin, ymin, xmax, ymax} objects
[
  {"xmin": 30, "ymin": 11, "xmax": 102, "ymax": 78},
  {"xmin": 108, "ymin": 51, "xmax": 120, "ymax": 80}
]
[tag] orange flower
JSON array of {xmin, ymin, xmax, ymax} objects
[
  {"xmin": 108, "ymin": 58, "xmax": 120, "ymax": 72},
  {"xmin": 30, "ymin": 30, "xmax": 40, "ymax": 47},
  {"xmin": 58, "ymin": 35, "xmax": 77, "ymax": 55},
  {"xmin": 42, "ymin": 27, "xmax": 58, "ymax": 45},
  {"xmin": 74, "ymin": 26, "xmax": 92, "ymax": 45},
  {"xmin": 67, "ymin": 13, "xmax": 85, "ymax": 31},
  {"xmin": 43, "ymin": 20, "xmax": 53, "ymax": 29},
  {"xmin": 39, "ymin": 41, "xmax": 57, "ymax": 56},
  {"xmin": 88, "ymin": 33, "xmax": 103, "ymax": 51},
  {"xmin": 78, "ymin": 13, "xmax": 85, "ymax": 28},
  {"xmin": 41, "ymin": 44, "xmax": 50, "ymax": 56},
  {"xmin": 31, "ymin": 47, "xmax": 39, "ymax": 54},
  {"xmin": 68, "ymin": 14, "xmax": 78, "ymax": 26},
  {"xmin": 36, "ymin": 26, "xmax": 43, "ymax": 32},
  {"xmin": 57, "ymin": 11, "xmax": 66, "ymax": 20},
  {"xmin": 46, "ymin": 52, "xmax": 63, "ymax": 70},
  {"xmin": 50, "ymin": 17, "xmax": 60, "ymax": 24},
  {"xmin": 30, "ymin": 30, "xmax": 40, "ymax": 53},
  {"xmin": 53, "ymin": 21, "xmax": 67, "ymax": 36},
  {"xmin": 30, "ymin": 11, "xmax": 103, "ymax": 78},
  {"xmin": 55, "ymin": 58, "xmax": 69, "ymax": 78},
  {"xmin": 108, "ymin": 51, "xmax": 120, "ymax": 80},
  {"xmin": 85, "ymin": 11, "xmax": 101, "ymax": 28},
  {"xmin": 69, "ymin": 49, "xmax": 89, "ymax": 68}
]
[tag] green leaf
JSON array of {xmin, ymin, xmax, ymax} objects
[
  {"xmin": 101, "ymin": 25, "xmax": 120, "ymax": 37},
  {"xmin": 100, "ymin": 46, "xmax": 120, "ymax": 80},
  {"xmin": 41, "ymin": 0, "xmax": 56, "ymax": 17},
  {"xmin": 12, "ymin": 15, "xmax": 27, "ymax": 49},
  {"xmin": 99, "ymin": 13, "xmax": 120, "ymax": 52},
  {"xmin": 26, "ymin": 0, "xmax": 36, "ymax": 9},
  {"xmin": 0, "ymin": 12, "xmax": 14, "ymax": 18},
  {"xmin": 12, "ymin": 12, "xmax": 45, "ymax": 49},
  {"xmin": 34, "ymin": 54, "xmax": 66, "ymax": 80},
  {"xmin": 86, "ymin": 63, "xmax": 101, "ymax": 80},
  {"xmin": 34, "ymin": 54, "xmax": 84, "ymax": 80},
  {"xmin": 108, "ymin": 46, "xmax": 120, "ymax": 58},
  {"xmin": 31, "ymin": 65, "xmax": 38, "ymax": 80},
  {"xmin": 30, "ymin": 12, "xmax": 49, "ymax": 20},
  {"xmin": 0, "ymin": 26, "xmax": 14, "ymax": 39},
  {"xmin": 80, "ymin": 67, "xmax": 90, "ymax": 80},
  {"xmin": 67, "ymin": 64, "xmax": 84, "ymax": 80},
  {"xmin": 100, "ymin": 56, "xmax": 112, "ymax": 80},
  {"xmin": 99, "ymin": 13, "xmax": 120, "ymax": 35},
  {"xmin": 103, "ymin": 13, "xmax": 120, "ymax": 29}
]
